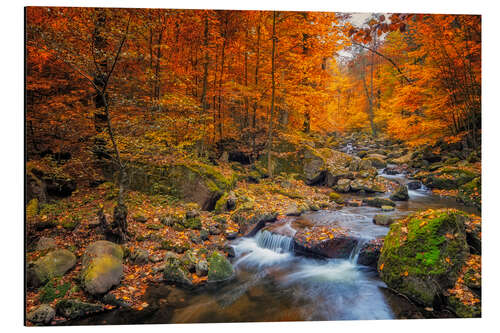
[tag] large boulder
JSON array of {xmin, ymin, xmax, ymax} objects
[
  {"xmin": 207, "ymin": 251, "xmax": 234, "ymax": 282},
  {"xmin": 378, "ymin": 209, "xmax": 471, "ymax": 307},
  {"xmin": 293, "ymin": 226, "xmax": 357, "ymax": 259},
  {"xmin": 27, "ymin": 249, "xmax": 76, "ymax": 288},
  {"xmin": 81, "ymin": 241, "xmax": 124, "ymax": 295},
  {"xmin": 104, "ymin": 161, "xmax": 235, "ymax": 211}
]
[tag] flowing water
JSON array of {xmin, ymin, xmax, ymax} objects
[{"xmin": 70, "ymin": 168, "xmax": 479, "ymax": 325}]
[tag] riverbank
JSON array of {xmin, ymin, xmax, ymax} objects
[{"xmin": 25, "ymin": 132, "xmax": 481, "ymax": 325}]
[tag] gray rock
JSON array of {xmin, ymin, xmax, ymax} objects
[
  {"xmin": 130, "ymin": 248, "xmax": 149, "ymax": 265},
  {"xmin": 285, "ymin": 202, "xmax": 301, "ymax": 216},
  {"xmin": 27, "ymin": 304, "xmax": 55, "ymax": 325},
  {"xmin": 334, "ymin": 178, "xmax": 351, "ymax": 193},
  {"xmin": 373, "ymin": 214, "xmax": 395, "ymax": 226},
  {"xmin": 195, "ymin": 259, "xmax": 209, "ymax": 276}
]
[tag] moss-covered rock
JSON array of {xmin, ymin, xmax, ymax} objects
[
  {"xmin": 334, "ymin": 178, "xmax": 351, "ymax": 193},
  {"xmin": 163, "ymin": 257, "xmax": 193, "ymax": 287},
  {"xmin": 55, "ymin": 299, "xmax": 104, "ymax": 320},
  {"xmin": 458, "ymin": 177, "xmax": 481, "ymax": 210},
  {"xmin": 363, "ymin": 156, "xmax": 386, "ymax": 169},
  {"xmin": 81, "ymin": 241, "xmax": 124, "ymax": 295},
  {"xmin": 26, "ymin": 198, "xmax": 39, "ymax": 219},
  {"xmin": 27, "ymin": 304, "xmax": 55, "ymax": 325},
  {"xmin": 104, "ymin": 161, "xmax": 235, "ymax": 211},
  {"xmin": 422, "ymin": 167, "xmax": 479, "ymax": 190},
  {"xmin": 350, "ymin": 178, "xmax": 385, "ymax": 193},
  {"xmin": 378, "ymin": 209, "xmax": 470, "ymax": 307},
  {"xmin": 390, "ymin": 185, "xmax": 409, "ymax": 201},
  {"xmin": 328, "ymin": 191, "xmax": 344, "ymax": 204},
  {"xmin": 207, "ymin": 251, "xmax": 234, "ymax": 282},
  {"xmin": 363, "ymin": 197, "xmax": 395, "ymax": 208},
  {"xmin": 27, "ymin": 249, "xmax": 76, "ymax": 288},
  {"xmin": 373, "ymin": 214, "xmax": 394, "ymax": 226}
]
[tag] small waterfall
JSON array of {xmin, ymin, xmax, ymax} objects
[
  {"xmin": 255, "ymin": 230, "xmax": 294, "ymax": 254},
  {"xmin": 349, "ymin": 239, "xmax": 367, "ymax": 264}
]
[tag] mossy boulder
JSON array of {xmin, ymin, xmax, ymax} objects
[
  {"xmin": 81, "ymin": 241, "xmax": 124, "ymax": 295},
  {"xmin": 104, "ymin": 161, "xmax": 235, "ymax": 211},
  {"xmin": 363, "ymin": 156, "xmax": 386, "ymax": 169},
  {"xmin": 26, "ymin": 198, "xmax": 39, "ymax": 219},
  {"xmin": 55, "ymin": 299, "xmax": 104, "ymax": 320},
  {"xmin": 328, "ymin": 191, "xmax": 344, "ymax": 204},
  {"xmin": 422, "ymin": 167, "xmax": 479, "ymax": 190},
  {"xmin": 378, "ymin": 209, "xmax": 470, "ymax": 307},
  {"xmin": 390, "ymin": 185, "xmax": 409, "ymax": 201},
  {"xmin": 334, "ymin": 178, "xmax": 351, "ymax": 193},
  {"xmin": 163, "ymin": 257, "xmax": 193, "ymax": 287},
  {"xmin": 373, "ymin": 214, "xmax": 395, "ymax": 226},
  {"xmin": 26, "ymin": 304, "xmax": 55, "ymax": 325},
  {"xmin": 350, "ymin": 178, "xmax": 385, "ymax": 193},
  {"xmin": 27, "ymin": 249, "xmax": 76, "ymax": 288},
  {"xmin": 458, "ymin": 177, "xmax": 481, "ymax": 210},
  {"xmin": 207, "ymin": 251, "xmax": 234, "ymax": 282},
  {"xmin": 363, "ymin": 197, "xmax": 395, "ymax": 208}
]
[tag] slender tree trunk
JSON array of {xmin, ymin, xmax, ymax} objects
[
  {"xmin": 266, "ymin": 11, "xmax": 277, "ymax": 178},
  {"xmin": 217, "ymin": 36, "xmax": 226, "ymax": 141},
  {"xmin": 199, "ymin": 14, "xmax": 210, "ymax": 152},
  {"xmin": 251, "ymin": 22, "xmax": 261, "ymax": 162},
  {"xmin": 243, "ymin": 29, "xmax": 249, "ymax": 129}
]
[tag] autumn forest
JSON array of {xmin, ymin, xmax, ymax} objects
[{"xmin": 25, "ymin": 7, "xmax": 481, "ymax": 325}]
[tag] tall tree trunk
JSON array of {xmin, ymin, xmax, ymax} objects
[
  {"xmin": 217, "ymin": 36, "xmax": 226, "ymax": 141},
  {"xmin": 266, "ymin": 11, "xmax": 277, "ymax": 178},
  {"xmin": 200, "ymin": 14, "xmax": 210, "ymax": 151},
  {"xmin": 251, "ymin": 22, "xmax": 261, "ymax": 162},
  {"xmin": 243, "ymin": 28, "xmax": 249, "ymax": 129}
]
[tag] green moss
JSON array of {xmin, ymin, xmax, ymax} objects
[
  {"xmin": 329, "ymin": 192, "xmax": 344, "ymax": 204},
  {"xmin": 458, "ymin": 177, "xmax": 481, "ymax": 210},
  {"xmin": 379, "ymin": 209, "xmax": 470, "ymax": 306},
  {"xmin": 448, "ymin": 295, "xmax": 481, "ymax": 318},
  {"xmin": 82, "ymin": 255, "xmax": 121, "ymax": 283},
  {"xmin": 26, "ymin": 198, "xmax": 39, "ymax": 219},
  {"xmin": 39, "ymin": 278, "xmax": 71, "ymax": 303},
  {"xmin": 146, "ymin": 223, "xmax": 163, "ymax": 230},
  {"xmin": 214, "ymin": 192, "xmax": 229, "ymax": 213},
  {"xmin": 60, "ymin": 215, "xmax": 81, "ymax": 230},
  {"xmin": 207, "ymin": 251, "xmax": 234, "ymax": 282},
  {"xmin": 183, "ymin": 217, "xmax": 202, "ymax": 230}
]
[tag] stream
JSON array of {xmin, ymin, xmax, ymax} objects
[{"xmin": 70, "ymin": 167, "xmax": 479, "ymax": 325}]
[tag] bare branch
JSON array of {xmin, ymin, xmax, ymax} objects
[{"xmin": 352, "ymin": 42, "xmax": 413, "ymax": 84}]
